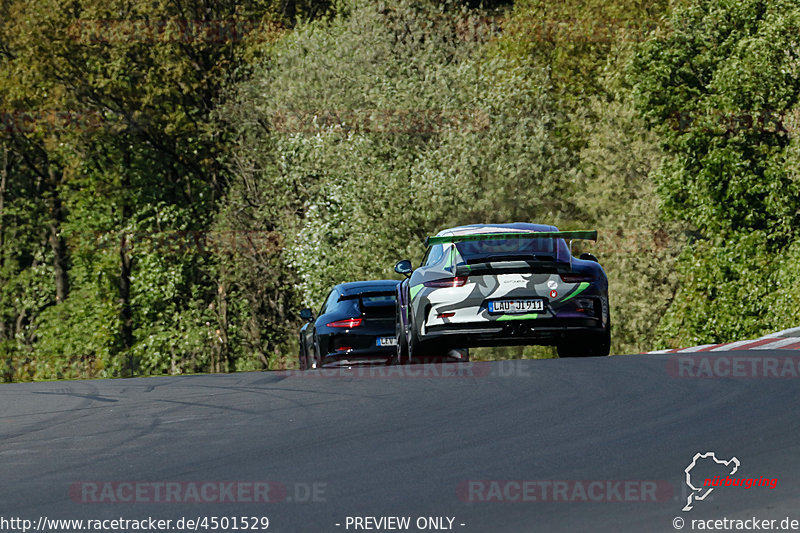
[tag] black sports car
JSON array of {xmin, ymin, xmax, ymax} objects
[
  {"xmin": 299, "ymin": 280, "xmax": 400, "ymax": 369},
  {"xmin": 393, "ymin": 223, "xmax": 610, "ymax": 363}
]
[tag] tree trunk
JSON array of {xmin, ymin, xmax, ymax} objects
[
  {"xmin": 282, "ymin": 0, "xmax": 296, "ymax": 26},
  {"xmin": 0, "ymin": 145, "xmax": 6, "ymax": 253},
  {"xmin": 119, "ymin": 156, "xmax": 134, "ymax": 376},
  {"xmin": 216, "ymin": 279, "xmax": 231, "ymax": 372},
  {"xmin": 119, "ymin": 231, "xmax": 133, "ymax": 373},
  {"xmin": 0, "ymin": 145, "xmax": 7, "ymax": 341},
  {"xmin": 47, "ymin": 168, "xmax": 69, "ymax": 303}
]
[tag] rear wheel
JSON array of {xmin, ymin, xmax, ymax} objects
[
  {"xmin": 395, "ymin": 318, "xmax": 409, "ymax": 365},
  {"xmin": 305, "ymin": 345, "xmax": 315, "ymax": 370},
  {"xmin": 299, "ymin": 341, "xmax": 307, "ymax": 370},
  {"xmin": 408, "ymin": 328, "xmax": 439, "ymax": 363},
  {"xmin": 312, "ymin": 340, "xmax": 322, "ymax": 369},
  {"xmin": 557, "ymin": 329, "xmax": 611, "ymax": 357}
]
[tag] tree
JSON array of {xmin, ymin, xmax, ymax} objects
[
  {"xmin": 632, "ymin": 0, "xmax": 800, "ymax": 345},
  {"xmin": 0, "ymin": 0, "xmax": 298, "ymax": 379},
  {"xmin": 219, "ymin": 0, "xmax": 571, "ymax": 325}
]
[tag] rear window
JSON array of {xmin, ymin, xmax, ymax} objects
[
  {"xmin": 424, "ymin": 244, "xmax": 446, "ymax": 266},
  {"xmin": 354, "ymin": 293, "xmax": 395, "ymax": 318},
  {"xmin": 338, "ymin": 292, "xmax": 396, "ymax": 316},
  {"xmin": 361, "ymin": 294, "xmax": 395, "ymax": 307},
  {"xmin": 320, "ymin": 289, "xmax": 339, "ymax": 315},
  {"xmin": 454, "ymin": 237, "xmax": 569, "ymax": 264}
]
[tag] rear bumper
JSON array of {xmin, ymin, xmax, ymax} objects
[
  {"xmin": 421, "ymin": 318, "xmax": 607, "ymax": 347},
  {"xmin": 322, "ymin": 345, "xmax": 394, "ymax": 366}
]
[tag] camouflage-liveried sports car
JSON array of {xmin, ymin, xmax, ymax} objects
[{"xmin": 392, "ymin": 223, "xmax": 610, "ymax": 362}]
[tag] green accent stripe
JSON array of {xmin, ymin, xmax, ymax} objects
[
  {"xmin": 560, "ymin": 282, "xmax": 590, "ymax": 302},
  {"xmin": 496, "ymin": 313, "xmax": 541, "ymax": 321},
  {"xmin": 409, "ymin": 284, "xmax": 423, "ymax": 301},
  {"xmin": 426, "ymin": 230, "xmax": 597, "ymax": 247}
]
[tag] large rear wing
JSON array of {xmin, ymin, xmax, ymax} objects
[
  {"xmin": 425, "ymin": 230, "xmax": 598, "ymax": 272},
  {"xmin": 425, "ymin": 230, "xmax": 597, "ymax": 247}
]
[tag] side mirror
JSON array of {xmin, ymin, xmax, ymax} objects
[
  {"xmin": 394, "ymin": 259, "xmax": 413, "ymax": 278},
  {"xmin": 300, "ymin": 308, "xmax": 314, "ymax": 321},
  {"xmin": 579, "ymin": 252, "xmax": 598, "ymax": 263}
]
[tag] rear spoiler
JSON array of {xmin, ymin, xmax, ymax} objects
[
  {"xmin": 339, "ymin": 291, "xmax": 396, "ymax": 316},
  {"xmin": 339, "ymin": 290, "xmax": 396, "ymax": 300},
  {"xmin": 426, "ymin": 230, "xmax": 598, "ymax": 271},
  {"xmin": 425, "ymin": 230, "xmax": 597, "ymax": 247}
]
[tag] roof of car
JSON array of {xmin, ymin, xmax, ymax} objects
[
  {"xmin": 434, "ymin": 222, "xmax": 558, "ymax": 237},
  {"xmin": 336, "ymin": 280, "xmax": 400, "ymax": 296}
]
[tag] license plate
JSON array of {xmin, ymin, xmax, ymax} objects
[
  {"xmin": 377, "ymin": 337, "xmax": 397, "ymax": 346},
  {"xmin": 488, "ymin": 299, "xmax": 545, "ymax": 314}
]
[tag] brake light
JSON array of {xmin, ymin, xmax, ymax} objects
[
  {"xmin": 336, "ymin": 346, "xmax": 353, "ymax": 352},
  {"xmin": 423, "ymin": 276, "xmax": 469, "ymax": 288},
  {"xmin": 574, "ymin": 298, "xmax": 595, "ymax": 314},
  {"xmin": 326, "ymin": 318, "xmax": 363, "ymax": 328},
  {"xmin": 437, "ymin": 312, "xmax": 455, "ymax": 318},
  {"xmin": 559, "ymin": 273, "xmax": 594, "ymax": 283}
]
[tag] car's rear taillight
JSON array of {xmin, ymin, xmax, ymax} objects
[
  {"xmin": 423, "ymin": 276, "xmax": 469, "ymax": 288},
  {"xmin": 559, "ymin": 273, "xmax": 595, "ymax": 283},
  {"xmin": 326, "ymin": 318, "xmax": 363, "ymax": 328},
  {"xmin": 574, "ymin": 298, "xmax": 595, "ymax": 313}
]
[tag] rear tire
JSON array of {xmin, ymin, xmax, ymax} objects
[
  {"xmin": 395, "ymin": 313, "xmax": 410, "ymax": 365},
  {"xmin": 408, "ymin": 328, "xmax": 439, "ymax": 363},
  {"xmin": 313, "ymin": 341, "xmax": 322, "ymax": 369},
  {"xmin": 299, "ymin": 342, "xmax": 307, "ymax": 370},
  {"xmin": 557, "ymin": 329, "xmax": 611, "ymax": 357}
]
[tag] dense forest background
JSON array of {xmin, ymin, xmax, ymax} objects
[{"xmin": 1, "ymin": 0, "xmax": 798, "ymax": 380}]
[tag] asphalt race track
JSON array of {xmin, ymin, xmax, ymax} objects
[{"xmin": 2, "ymin": 351, "xmax": 799, "ymax": 533}]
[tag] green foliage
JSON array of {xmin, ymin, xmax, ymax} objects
[
  {"xmin": 32, "ymin": 285, "xmax": 119, "ymax": 379},
  {"xmin": 4, "ymin": 0, "xmax": 800, "ymax": 379},
  {"xmin": 654, "ymin": 233, "xmax": 775, "ymax": 347},
  {"xmin": 495, "ymin": 0, "xmax": 678, "ymax": 354},
  {"xmin": 501, "ymin": 0, "xmax": 669, "ymax": 106},
  {"xmin": 633, "ymin": 0, "xmax": 800, "ymax": 237},
  {"xmin": 569, "ymin": 48, "xmax": 686, "ymax": 354},
  {"xmin": 632, "ymin": 0, "xmax": 800, "ymax": 346},
  {"xmin": 0, "ymin": 0, "xmax": 301, "ymax": 379},
  {"xmin": 222, "ymin": 0, "xmax": 572, "ymax": 314}
]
